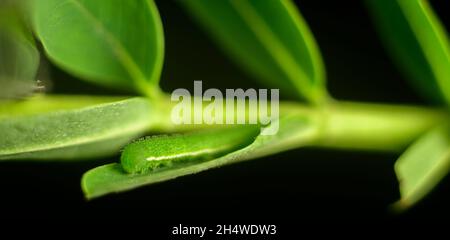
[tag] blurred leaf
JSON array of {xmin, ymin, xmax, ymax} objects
[
  {"xmin": 0, "ymin": 3, "xmax": 39, "ymax": 99},
  {"xmin": 367, "ymin": 0, "xmax": 450, "ymax": 105},
  {"xmin": 0, "ymin": 95, "xmax": 153, "ymax": 160},
  {"xmin": 394, "ymin": 124, "xmax": 450, "ymax": 210},
  {"xmin": 180, "ymin": 0, "xmax": 327, "ymax": 104},
  {"xmin": 82, "ymin": 113, "xmax": 319, "ymax": 199},
  {"xmin": 31, "ymin": 0, "xmax": 164, "ymax": 98}
]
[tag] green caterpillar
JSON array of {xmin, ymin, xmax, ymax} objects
[{"xmin": 120, "ymin": 125, "xmax": 260, "ymax": 174}]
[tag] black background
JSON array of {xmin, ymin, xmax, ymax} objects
[{"xmin": 1, "ymin": 0, "xmax": 449, "ymax": 236}]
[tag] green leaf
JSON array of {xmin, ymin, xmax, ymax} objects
[
  {"xmin": 180, "ymin": 0, "xmax": 327, "ymax": 104},
  {"xmin": 31, "ymin": 0, "xmax": 164, "ymax": 98},
  {"xmin": 0, "ymin": 95, "xmax": 153, "ymax": 160},
  {"xmin": 394, "ymin": 124, "xmax": 450, "ymax": 210},
  {"xmin": 0, "ymin": 3, "xmax": 39, "ymax": 99},
  {"xmin": 82, "ymin": 113, "xmax": 319, "ymax": 199},
  {"xmin": 367, "ymin": 0, "xmax": 450, "ymax": 105}
]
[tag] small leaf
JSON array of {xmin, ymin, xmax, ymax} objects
[
  {"xmin": 82, "ymin": 113, "xmax": 319, "ymax": 199},
  {"xmin": 31, "ymin": 0, "xmax": 164, "ymax": 97},
  {"xmin": 367, "ymin": 0, "xmax": 450, "ymax": 105},
  {"xmin": 0, "ymin": 3, "xmax": 39, "ymax": 99},
  {"xmin": 0, "ymin": 95, "xmax": 153, "ymax": 160},
  {"xmin": 180, "ymin": 0, "xmax": 327, "ymax": 104},
  {"xmin": 394, "ymin": 124, "xmax": 450, "ymax": 210}
]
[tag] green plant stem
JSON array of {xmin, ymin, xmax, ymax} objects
[
  {"xmin": 149, "ymin": 97, "xmax": 447, "ymax": 153},
  {"xmin": 315, "ymin": 101, "xmax": 447, "ymax": 151}
]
